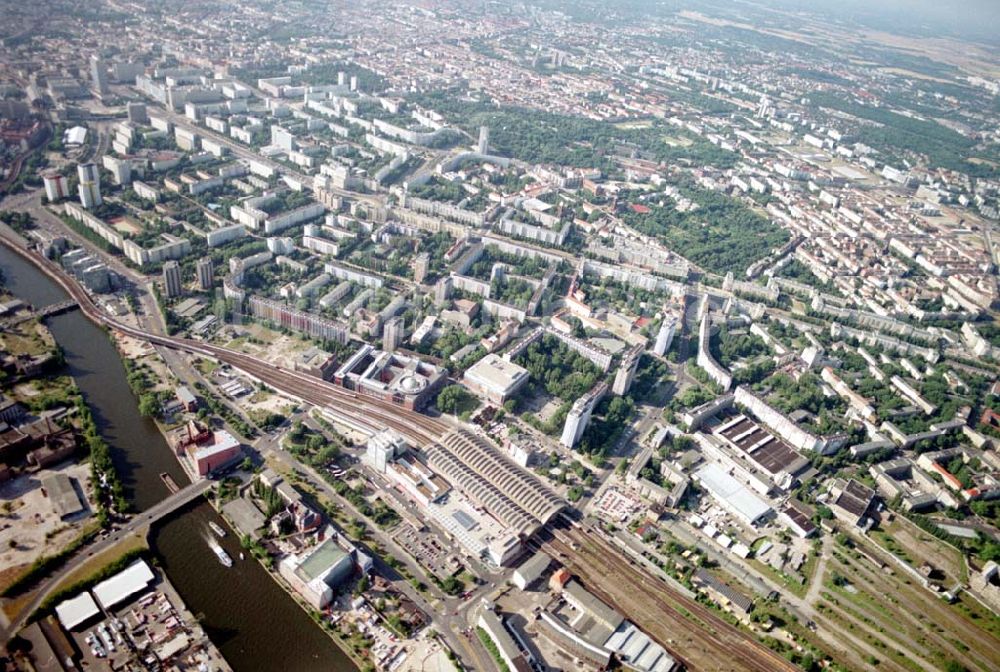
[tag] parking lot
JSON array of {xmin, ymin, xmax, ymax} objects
[{"xmin": 68, "ymin": 574, "xmax": 229, "ymax": 671}]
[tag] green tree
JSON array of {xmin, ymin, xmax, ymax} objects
[
  {"xmin": 436, "ymin": 385, "xmax": 476, "ymax": 415},
  {"xmin": 138, "ymin": 393, "xmax": 159, "ymax": 418}
]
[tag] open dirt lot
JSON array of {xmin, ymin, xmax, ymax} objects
[{"xmin": 0, "ymin": 462, "xmax": 94, "ymax": 591}]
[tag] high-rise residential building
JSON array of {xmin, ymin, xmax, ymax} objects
[
  {"xmin": 560, "ymin": 383, "xmax": 608, "ymax": 448},
  {"xmin": 477, "ymin": 125, "xmax": 490, "ymax": 154},
  {"xmin": 196, "ymin": 257, "xmax": 214, "ymax": 291},
  {"xmin": 435, "ymin": 275, "xmax": 453, "ymax": 306},
  {"xmin": 653, "ymin": 314, "xmax": 677, "ymax": 357},
  {"xmin": 90, "ymin": 55, "xmax": 109, "ymax": 95},
  {"xmin": 755, "ymin": 95, "xmax": 772, "ymax": 119},
  {"xmin": 77, "ymin": 162, "xmax": 102, "ymax": 209},
  {"xmin": 383, "ymin": 316, "xmax": 405, "ymax": 352},
  {"xmin": 42, "ymin": 172, "xmax": 69, "ymax": 202},
  {"xmin": 349, "ymin": 75, "xmax": 358, "ymax": 91},
  {"xmin": 126, "ymin": 101, "xmax": 148, "ymax": 124},
  {"xmin": 413, "ymin": 252, "xmax": 430, "ymax": 284},
  {"xmin": 612, "ymin": 345, "xmax": 642, "ymax": 396},
  {"xmin": 162, "ymin": 260, "xmax": 183, "ymax": 298},
  {"xmin": 103, "ymin": 156, "xmax": 131, "ymax": 185},
  {"xmin": 337, "ymin": 72, "xmax": 346, "ymax": 87}
]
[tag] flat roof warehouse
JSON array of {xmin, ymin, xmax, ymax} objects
[{"xmin": 694, "ymin": 462, "xmax": 772, "ymax": 525}]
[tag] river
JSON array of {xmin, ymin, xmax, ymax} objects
[{"xmin": 0, "ymin": 245, "xmax": 357, "ymax": 672}]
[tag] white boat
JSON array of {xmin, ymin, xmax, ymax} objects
[
  {"xmin": 239, "ymin": 552, "xmax": 245, "ymax": 561},
  {"xmin": 209, "ymin": 521, "xmax": 226, "ymax": 538},
  {"xmin": 210, "ymin": 541, "xmax": 233, "ymax": 568}
]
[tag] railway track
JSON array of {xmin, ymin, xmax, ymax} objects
[
  {"xmin": 2, "ymin": 238, "xmax": 799, "ymax": 671},
  {"xmin": 0, "ymin": 238, "xmax": 447, "ymax": 446},
  {"xmin": 538, "ymin": 525, "xmax": 799, "ymax": 672}
]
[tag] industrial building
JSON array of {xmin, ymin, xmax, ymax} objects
[
  {"xmin": 93, "ymin": 560, "xmax": 156, "ymax": 610},
  {"xmin": 711, "ymin": 413, "xmax": 810, "ymax": 491},
  {"xmin": 41, "ymin": 473, "xmax": 86, "ymax": 519},
  {"xmin": 278, "ymin": 532, "xmax": 357, "ymax": 609},
  {"xmin": 477, "ymin": 608, "xmax": 533, "ymax": 672},
  {"xmin": 544, "ymin": 579, "xmax": 678, "ymax": 672},
  {"xmin": 693, "ymin": 462, "xmax": 773, "ymax": 526},
  {"xmin": 180, "ymin": 428, "xmax": 242, "ymax": 477},
  {"xmin": 828, "ymin": 478, "xmax": 878, "ymax": 529},
  {"xmin": 511, "ymin": 551, "xmax": 551, "ymax": 590}
]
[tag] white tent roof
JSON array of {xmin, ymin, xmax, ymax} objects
[
  {"xmin": 92, "ymin": 559, "xmax": 155, "ymax": 610},
  {"xmin": 64, "ymin": 126, "xmax": 88, "ymax": 145},
  {"xmin": 54, "ymin": 592, "xmax": 99, "ymax": 630}
]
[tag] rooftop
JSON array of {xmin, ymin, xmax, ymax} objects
[
  {"xmin": 92, "ymin": 559, "xmax": 155, "ymax": 610},
  {"xmin": 41, "ymin": 473, "xmax": 85, "ymax": 518},
  {"xmin": 695, "ymin": 462, "xmax": 773, "ymax": 525},
  {"xmin": 464, "ymin": 353, "xmax": 530, "ymax": 394},
  {"xmin": 54, "ymin": 592, "xmax": 100, "ymax": 630},
  {"xmin": 296, "ymin": 538, "xmax": 350, "ymax": 582}
]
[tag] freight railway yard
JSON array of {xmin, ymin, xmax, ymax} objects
[
  {"xmin": 538, "ymin": 523, "xmax": 799, "ymax": 672},
  {"xmin": 6, "ymin": 157, "xmax": 1000, "ymax": 672},
  {"xmin": 0, "ymin": 235, "xmax": 817, "ymax": 672}
]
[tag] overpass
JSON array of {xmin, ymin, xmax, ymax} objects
[
  {"xmin": 4, "ymin": 299, "xmax": 79, "ymax": 326},
  {"xmin": 0, "ymin": 479, "xmax": 213, "ymax": 639},
  {"xmin": 0, "ymin": 236, "xmax": 448, "ymax": 447},
  {"xmin": 132, "ymin": 479, "xmax": 214, "ymax": 528}
]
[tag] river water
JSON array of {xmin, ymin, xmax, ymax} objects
[{"xmin": 0, "ymin": 246, "xmax": 357, "ymax": 672}]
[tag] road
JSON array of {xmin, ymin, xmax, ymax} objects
[
  {"xmin": 253, "ymin": 419, "xmax": 498, "ymax": 670},
  {"xmin": 0, "ymin": 236, "xmax": 814, "ymax": 670},
  {"xmin": 2, "ymin": 480, "xmax": 213, "ymax": 639},
  {"xmin": 148, "ymin": 106, "xmax": 386, "ymax": 210}
]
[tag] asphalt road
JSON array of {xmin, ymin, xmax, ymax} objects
[{"xmin": 2, "ymin": 480, "xmax": 212, "ymax": 639}]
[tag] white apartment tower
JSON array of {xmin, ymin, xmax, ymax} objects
[
  {"xmin": 435, "ymin": 275, "xmax": 453, "ymax": 306},
  {"xmin": 560, "ymin": 383, "xmax": 608, "ymax": 448},
  {"xmin": 653, "ymin": 314, "xmax": 677, "ymax": 357},
  {"xmin": 77, "ymin": 162, "xmax": 102, "ymax": 209},
  {"xmin": 382, "ymin": 315, "xmax": 405, "ymax": 352},
  {"xmin": 612, "ymin": 346, "xmax": 642, "ymax": 396},
  {"xmin": 413, "ymin": 252, "xmax": 430, "ymax": 284},
  {"xmin": 42, "ymin": 172, "xmax": 69, "ymax": 202},
  {"xmin": 90, "ymin": 55, "xmax": 109, "ymax": 95}
]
